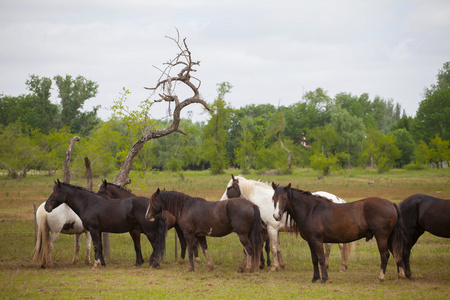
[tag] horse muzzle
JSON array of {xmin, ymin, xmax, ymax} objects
[{"xmin": 273, "ymin": 213, "xmax": 281, "ymax": 221}]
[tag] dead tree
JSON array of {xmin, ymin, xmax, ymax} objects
[
  {"xmin": 113, "ymin": 32, "xmax": 210, "ymax": 186},
  {"xmin": 64, "ymin": 136, "xmax": 80, "ymax": 183}
]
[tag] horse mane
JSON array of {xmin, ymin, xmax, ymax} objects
[
  {"xmin": 103, "ymin": 180, "xmax": 134, "ymax": 194},
  {"xmin": 61, "ymin": 182, "xmax": 109, "ymax": 198},
  {"xmin": 235, "ymin": 175, "xmax": 272, "ymax": 198},
  {"xmin": 283, "ymin": 187, "xmax": 332, "ymax": 236},
  {"xmin": 159, "ymin": 190, "xmax": 205, "ymax": 218}
]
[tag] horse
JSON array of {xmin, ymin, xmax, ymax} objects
[
  {"xmin": 272, "ymin": 183, "xmax": 406, "ymax": 283},
  {"xmin": 44, "ymin": 179, "xmax": 167, "ymax": 269},
  {"xmin": 221, "ymin": 175, "xmax": 354, "ymax": 272},
  {"xmin": 97, "ymin": 180, "xmax": 200, "ymax": 265},
  {"xmin": 399, "ymin": 193, "xmax": 450, "ymax": 278},
  {"xmin": 33, "ymin": 202, "xmax": 92, "ymax": 268},
  {"xmin": 145, "ymin": 188, "xmax": 265, "ymax": 273}
]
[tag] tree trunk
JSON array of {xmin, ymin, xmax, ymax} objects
[
  {"xmin": 64, "ymin": 136, "xmax": 80, "ymax": 183},
  {"xmin": 84, "ymin": 157, "xmax": 93, "ymax": 191}
]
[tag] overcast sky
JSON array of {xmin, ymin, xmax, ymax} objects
[{"xmin": 1, "ymin": 0, "xmax": 449, "ymax": 122}]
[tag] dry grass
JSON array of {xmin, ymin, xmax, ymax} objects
[{"xmin": 0, "ymin": 167, "xmax": 449, "ymax": 299}]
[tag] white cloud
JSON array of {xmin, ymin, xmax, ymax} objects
[{"xmin": 1, "ymin": 0, "xmax": 449, "ymax": 121}]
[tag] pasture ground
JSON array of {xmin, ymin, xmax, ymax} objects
[{"xmin": 0, "ymin": 167, "xmax": 449, "ymax": 299}]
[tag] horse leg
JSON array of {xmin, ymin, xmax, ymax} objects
[
  {"xmin": 276, "ymin": 232, "xmax": 285, "ymax": 270},
  {"xmin": 308, "ymin": 241, "xmax": 328, "ymax": 283},
  {"xmin": 47, "ymin": 230, "xmax": 60, "ymax": 267},
  {"xmin": 235, "ymin": 232, "xmax": 255, "ymax": 273},
  {"xmin": 196, "ymin": 236, "xmax": 214, "ymax": 271},
  {"xmin": 268, "ymin": 227, "xmax": 281, "ymax": 271},
  {"xmin": 324, "ymin": 243, "xmax": 331, "ymax": 270},
  {"xmin": 72, "ymin": 234, "xmax": 81, "ymax": 265},
  {"xmin": 84, "ymin": 231, "xmax": 92, "ymax": 265},
  {"xmin": 91, "ymin": 230, "xmax": 105, "ymax": 268},
  {"xmin": 265, "ymin": 239, "xmax": 271, "ymax": 266},
  {"xmin": 375, "ymin": 237, "xmax": 390, "ymax": 283},
  {"xmin": 185, "ymin": 235, "xmax": 198, "ymax": 272},
  {"xmin": 175, "ymin": 226, "xmax": 187, "ymax": 265},
  {"xmin": 260, "ymin": 239, "xmax": 270, "ymax": 269},
  {"xmin": 404, "ymin": 247, "xmax": 412, "ymax": 279},
  {"xmin": 129, "ymin": 230, "xmax": 144, "ymax": 267},
  {"xmin": 339, "ymin": 243, "xmax": 347, "ymax": 272}
]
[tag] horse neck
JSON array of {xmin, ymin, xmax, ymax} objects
[
  {"xmin": 239, "ymin": 179, "xmax": 273, "ymax": 205},
  {"xmin": 62, "ymin": 185, "xmax": 95, "ymax": 217},
  {"xmin": 286, "ymin": 189, "xmax": 316, "ymax": 222},
  {"xmin": 159, "ymin": 192, "xmax": 192, "ymax": 218}
]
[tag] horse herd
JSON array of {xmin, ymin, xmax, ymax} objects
[{"xmin": 33, "ymin": 175, "xmax": 450, "ymax": 284}]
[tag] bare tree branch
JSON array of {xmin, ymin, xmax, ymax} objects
[{"xmin": 113, "ymin": 33, "xmax": 210, "ymax": 186}]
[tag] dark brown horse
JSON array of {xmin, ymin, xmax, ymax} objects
[
  {"xmin": 272, "ymin": 183, "xmax": 406, "ymax": 283},
  {"xmin": 399, "ymin": 193, "xmax": 450, "ymax": 278},
  {"xmin": 45, "ymin": 180, "xmax": 167, "ymax": 268},
  {"xmin": 145, "ymin": 188, "xmax": 264, "ymax": 273},
  {"xmin": 97, "ymin": 180, "xmax": 200, "ymax": 265}
]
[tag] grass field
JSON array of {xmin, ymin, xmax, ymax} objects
[{"xmin": 0, "ymin": 167, "xmax": 449, "ymax": 299}]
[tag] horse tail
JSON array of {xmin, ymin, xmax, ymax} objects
[
  {"xmin": 388, "ymin": 203, "xmax": 407, "ymax": 277},
  {"xmin": 249, "ymin": 205, "xmax": 264, "ymax": 271},
  {"xmin": 151, "ymin": 212, "xmax": 168, "ymax": 268},
  {"xmin": 33, "ymin": 204, "xmax": 51, "ymax": 268}
]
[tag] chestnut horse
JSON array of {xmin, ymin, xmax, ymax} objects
[
  {"xmin": 272, "ymin": 183, "xmax": 406, "ymax": 283},
  {"xmin": 222, "ymin": 174, "xmax": 354, "ymax": 272},
  {"xmin": 145, "ymin": 188, "xmax": 264, "ymax": 273}
]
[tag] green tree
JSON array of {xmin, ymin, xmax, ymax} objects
[
  {"xmin": 202, "ymin": 82, "xmax": 233, "ymax": 174},
  {"xmin": 428, "ymin": 135, "xmax": 450, "ymax": 168},
  {"xmin": 310, "ymin": 152, "xmax": 339, "ymax": 176},
  {"xmin": 389, "ymin": 129, "xmax": 416, "ymax": 166},
  {"xmin": 54, "ymin": 74, "xmax": 100, "ymax": 135},
  {"xmin": 25, "ymin": 75, "xmax": 60, "ymax": 133},
  {"xmin": 331, "ymin": 106, "xmax": 366, "ymax": 165},
  {"xmin": 360, "ymin": 129, "xmax": 401, "ymax": 172},
  {"xmin": 415, "ymin": 140, "xmax": 430, "ymax": 165},
  {"xmin": 0, "ymin": 121, "xmax": 40, "ymax": 179},
  {"xmin": 423, "ymin": 62, "xmax": 450, "ymax": 99},
  {"xmin": 413, "ymin": 89, "xmax": 450, "ymax": 142}
]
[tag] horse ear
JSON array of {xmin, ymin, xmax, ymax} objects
[
  {"xmin": 56, "ymin": 179, "xmax": 61, "ymax": 187},
  {"xmin": 231, "ymin": 174, "xmax": 235, "ymax": 180},
  {"xmin": 156, "ymin": 188, "xmax": 160, "ymax": 196},
  {"xmin": 102, "ymin": 179, "xmax": 107, "ymax": 185},
  {"xmin": 285, "ymin": 183, "xmax": 291, "ymax": 191},
  {"xmin": 272, "ymin": 182, "xmax": 278, "ymax": 190}
]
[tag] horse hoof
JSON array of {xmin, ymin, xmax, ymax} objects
[{"xmin": 178, "ymin": 259, "xmax": 185, "ymax": 265}]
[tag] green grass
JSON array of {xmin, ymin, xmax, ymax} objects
[{"xmin": 0, "ymin": 167, "xmax": 449, "ymax": 299}]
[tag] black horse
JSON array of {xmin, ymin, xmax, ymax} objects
[
  {"xmin": 45, "ymin": 180, "xmax": 167, "ymax": 268},
  {"xmin": 145, "ymin": 188, "xmax": 264, "ymax": 273},
  {"xmin": 399, "ymin": 193, "xmax": 450, "ymax": 278},
  {"xmin": 272, "ymin": 183, "xmax": 406, "ymax": 283},
  {"xmin": 98, "ymin": 180, "xmax": 201, "ymax": 265}
]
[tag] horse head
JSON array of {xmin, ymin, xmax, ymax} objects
[
  {"xmin": 146, "ymin": 188, "xmax": 163, "ymax": 222},
  {"xmin": 272, "ymin": 182, "xmax": 291, "ymax": 221},
  {"xmin": 44, "ymin": 179, "xmax": 67, "ymax": 213},
  {"xmin": 226, "ymin": 174, "xmax": 242, "ymax": 199}
]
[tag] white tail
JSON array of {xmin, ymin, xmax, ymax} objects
[{"xmin": 33, "ymin": 205, "xmax": 52, "ymax": 268}]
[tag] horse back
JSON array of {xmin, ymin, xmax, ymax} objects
[{"xmin": 402, "ymin": 194, "xmax": 450, "ymax": 238}]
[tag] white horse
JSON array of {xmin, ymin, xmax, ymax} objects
[
  {"xmin": 221, "ymin": 175, "xmax": 355, "ymax": 272},
  {"xmin": 33, "ymin": 202, "xmax": 91, "ymax": 268}
]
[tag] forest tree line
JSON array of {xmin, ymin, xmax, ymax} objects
[{"xmin": 0, "ymin": 62, "xmax": 449, "ymax": 179}]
